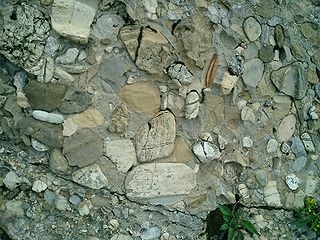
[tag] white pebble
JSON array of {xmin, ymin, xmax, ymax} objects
[
  {"xmin": 243, "ymin": 136, "xmax": 253, "ymax": 148},
  {"xmin": 285, "ymin": 174, "xmax": 300, "ymax": 191},
  {"xmin": 32, "ymin": 180, "xmax": 47, "ymax": 193},
  {"xmin": 32, "ymin": 110, "xmax": 64, "ymax": 124}
]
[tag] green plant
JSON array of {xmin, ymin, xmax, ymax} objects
[
  {"xmin": 218, "ymin": 202, "xmax": 259, "ymax": 240},
  {"xmin": 294, "ymin": 196, "xmax": 320, "ymax": 234}
]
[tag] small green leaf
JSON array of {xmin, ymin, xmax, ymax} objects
[
  {"xmin": 241, "ymin": 220, "xmax": 259, "ymax": 235},
  {"xmin": 220, "ymin": 223, "xmax": 229, "ymax": 231},
  {"xmin": 236, "ymin": 231, "xmax": 244, "ymax": 240},
  {"xmin": 219, "ymin": 205, "xmax": 231, "ymax": 216},
  {"xmin": 227, "ymin": 227, "xmax": 235, "ymax": 240},
  {"xmin": 223, "ymin": 214, "xmax": 232, "ymax": 223}
]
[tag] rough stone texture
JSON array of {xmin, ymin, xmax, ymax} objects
[
  {"xmin": 135, "ymin": 111, "xmax": 176, "ymax": 163},
  {"xmin": 106, "ymin": 140, "xmax": 137, "ymax": 173},
  {"xmin": 192, "ymin": 141, "xmax": 221, "ymax": 163},
  {"xmin": 264, "ymin": 181, "xmax": 281, "ymax": 207},
  {"xmin": 125, "ymin": 163, "xmax": 197, "ymax": 204},
  {"xmin": 59, "ymin": 91, "xmax": 92, "ymax": 114},
  {"xmin": 32, "ymin": 110, "xmax": 64, "ymax": 124},
  {"xmin": 24, "ymin": 81, "xmax": 66, "ymax": 111},
  {"xmin": 242, "ymin": 58, "xmax": 264, "ymax": 88},
  {"xmin": 185, "ymin": 91, "xmax": 200, "ymax": 119},
  {"xmin": 71, "ymin": 109, "xmax": 105, "ymax": 129},
  {"xmin": 220, "ymin": 71, "xmax": 239, "ymax": 95},
  {"xmin": 0, "ymin": 3, "xmax": 50, "ymax": 73},
  {"xmin": 119, "ymin": 81, "xmax": 160, "ymax": 116},
  {"xmin": 49, "ymin": 149, "xmax": 70, "ymax": 175},
  {"xmin": 120, "ymin": 25, "xmax": 176, "ymax": 74},
  {"xmin": 108, "ymin": 104, "xmax": 130, "ymax": 134},
  {"xmin": 63, "ymin": 129, "xmax": 103, "ymax": 167},
  {"xmin": 51, "ymin": 0, "xmax": 100, "ymax": 44},
  {"xmin": 271, "ymin": 62, "xmax": 307, "ymax": 99},
  {"xmin": 72, "ymin": 164, "xmax": 108, "ymax": 189},
  {"xmin": 17, "ymin": 117, "xmax": 64, "ymax": 148}
]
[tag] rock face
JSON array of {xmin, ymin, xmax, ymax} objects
[
  {"xmin": 120, "ymin": 25, "xmax": 176, "ymax": 74},
  {"xmin": 125, "ymin": 163, "xmax": 197, "ymax": 204},
  {"xmin": 51, "ymin": 0, "xmax": 100, "ymax": 44},
  {"xmin": 63, "ymin": 129, "xmax": 103, "ymax": 167},
  {"xmin": 72, "ymin": 164, "xmax": 108, "ymax": 189},
  {"xmin": 271, "ymin": 62, "xmax": 307, "ymax": 99},
  {"xmin": 106, "ymin": 140, "xmax": 137, "ymax": 173},
  {"xmin": 119, "ymin": 81, "xmax": 160, "ymax": 115},
  {"xmin": 0, "ymin": 3, "xmax": 50, "ymax": 72},
  {"xmin": 135, "ymin": 111, "xmax": 176, "ymax": 162},
  {"xmin": 24, "ymin": 81, "xmax": 66, "ymax": 111}
]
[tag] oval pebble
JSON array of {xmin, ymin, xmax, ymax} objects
[{"xmin": 32, "ymin": 110, "xmax": 64, "ymax": 124}]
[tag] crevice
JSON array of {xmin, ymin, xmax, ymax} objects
[{"xmin": 134, "ymin": 26, "xmax": 144, "ymax": 62}]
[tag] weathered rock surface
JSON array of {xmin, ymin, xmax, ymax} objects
[
  {"xmin": 71, "ymin": 109, "xmax": 105, "ymax": 129},
  {"xmin": 264, "ymin": 181, "xmax": 281, "ymax": 207},
  {"xmin": 106, "ymin": 140, "xmax": 137, "ymax": 173},
  {"xmin": 63, "ymin": 128, "xmax": 103, "ymax": 167},
  {"xmin": 51, "ymin": 0, "xmax": 100, "ymax": 44},
  {"xmin": 125, "ymin": 163, "xmax": 197, "ymax": 204},
  {"xmin": 271, "ymin": 62, "xmax": 307, "ymax": 99},
  {"xmin": 72, "ymin": 164, "xmax": 108, "ymax": 189},
  {"xmin": 242, "ymin": 58, "xmax": 264, "ymax": 87},
  {"xmin": 243, "ymin": 17, "xmax": 261, "ymax": 42},
  {"xmin": 32, "ymin": 110, "xmax": 64, "ymax": 124},
  {"xmin": 135, "ymin": 111, "xmax": 176, "ymax": 162},
  {"xmin": 108, "ymin": 104, "xmax": 130, "ymax": 134},
  {"xmin": 185, "ymin": 91, "xmax": 200, "ymax": 119},
  {"xmin": 192, "ymin": 141, "xmax": 221, "ymax": 163},
  {"xmin": 276, "ymin": 114, "xmax": 296, "ymax": 142},
  {"xmin": 119, "ymin": 81, "xmax": 160, "ymax": 116},
  {"xmin": 24, "ymin": 81, "xmax": 66, "ymax": 111},
  {"xmin": 59, "ymin": 91, "xmax": 92, "ymax": 114}
]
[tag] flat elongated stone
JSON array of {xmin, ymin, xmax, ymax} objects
[
  {"xmin": 276, "ymin": 114, "xmax": 296, "ymax": 142},
  {"xmin": 72, "ymin": 164, "xmax": 108, "ymax": 189},
  {"xmin": 63, "ymin": 129, "xmax": 103, "ymax": 167},
  {"xmin": 51, "ymin": 0, "xmax": 100, "ymax": 44},
  {"xmin": 32, "ymin": 110, "xmax": 64, "ymax": 124},
  {"xmin": 135, "ymin": 111, "xmax": 176, "ymax": 162},
  {"xmin": 125, "ymin": 163, "xmax": 197, "ymax": 204}
]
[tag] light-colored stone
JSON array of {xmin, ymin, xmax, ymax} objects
[
  {"xmin": 31, "ymin": 139, "xmax": 49, "ymax": 152},
  {"xmin": 242, "ymin": 58, "xmax": 264, "ymax": 88},
  {"xmin": 301, "ymin": 133, "xmax": 315, "ymax": 153},
  {"xmin": 185, "ymin": 91, "xmax": 200, "ymax": 119},
  {"xmin": 285, "ymin": 174, "xmax": 300, "ymax": 190},
  {"xmin": 56, "ymin": 48, "xmax": 79, "ymax": 64},
  {"xmin": 241, "ymin": 106, "xmax": 255, "ymax": 122},
  {"xmin": 220, "ymin": 71, "xmax": 239, "ymax": 95},
  {"xmin": 276, "ymin": 114, "xmax": 296, "ymax": 142},
  {"xmin": 119, "ymin": 81, "xmax": 160, "ymax": 116},
  {"xmin": 72, "ymin": 109, "xmax": 105, "ymax": 129},
  {"xmin": 62, "ymin": 118, "xmax": 78, "ymax": 137},
  {"xmin": 242, "ymin": 136, "xmax": 253, "ymax": 148},
  {"xmin": 135, "ymin": 111, "xmax": 176, "ymax": 162},
  {"xmin": 267, "ymin": 138, "xmax": 279, "ymax": 153},
  {"xmin": 192, "ymin": 141, "xmax": 221, "ymax": 163},
  {"xmin": 3, "ymin": 171, "xmax": 28, "ymax": 190},
  {"xmin": 305, "ymin": 175, "xmax": 317, "ymax": 196},
  {"xmin": 17, "ymin": 92, "xmax": 30, "ymax": 108},
  {"xmin": 55, "ymin": 194, "xmax": 69, "ymax": 211},
  {"xmin": 106, "ymin": 139, "xmax": 137, "ymax": 173},
  {"xmin": 264, "ymin": 181, "xmax": 281, "ymax": 207},
  {"xmin": 51, "ymin": 0, "xmax": 100, "ymax": 44},
  {"xmin": 125, "ymin": 163, "xmax": 197, "ymax": 205},
  {"xmin": 32, "ymin": 110, "xmax": 64, "ymax": 124},
  {"xmin": 243, "ymin": 16, "xmax": 261, "ymax": 42},
  {"xmin": 32, "ymin": 180, "xmax": 48, "ymax": 193},
  {"xmin": 72, "ymin": 164, "xmax": 108, "ymax": 190}
]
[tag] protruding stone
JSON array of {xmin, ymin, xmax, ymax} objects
[
  {"xmin": 242, "ymin": 58, "xmax": 264, "ymax": 88},
  {"xmin": 32, "ymin": 110, "xmax": 64, "ymax": 124},
  {"xmin": 51, "ymin": 0, "xmax": 100, "ymax": 44},
  {"xmin": 267, "ymin": 138, "xmax": 279, "ymax": 153},
  {"xmin": 276, "ymin": 114, "xmax": 296, "ymax": 142},
  {"xmin": 72, "ymin": 164, "xmax": 108, "ymax": 189},
  {"xmin": 285, "ymin": 174, "xmax": 300, "ymax": 191},
  {"xmin": 71, "ymin": 109, "xmax": 105, "ymax": 129},
  {"xmin": 125, "ymin": 163, "xmax": 197, "ymax": 205},
  {"xmin": 32, "ymin": 180, "xmax": 48, "ymax": 193},
  {"xmin": 31, "ymin": 139, "xmax": 49, "ymax": 152},
  {"xmin": 243, "ymin": 17, "xmax": 261, "ymax": 42},
  {"xmin": 185, "ymin": 91, "xmax": 200, "ymax": 119},
  {"xmin": 63, "ymin": 128, "xmax": 103, "ymax": 167},
  {"xmin": 242, "ymin": 137, "xmax": 253, "ymax": 148},
  {"xmin": 106, "ymin": 140, "xmax": 137, "ymax": 173},
  {"xmin": 193, "ymin": 141, "xmax": 221, "ymax": 163},
  {"xmin": 221, "ymin": 71, "xmax": 239, "ymax": 95},
  {"xmin": 135, "ymin": 111, "xmax": 176, "ymax": 162},
  {"xmin": 264, "ymin": 181, "xmax": 281, "ymax": 207},
  {"xmin": 241, "ymin": 106, "xmax": 255, "ymax": 122}
]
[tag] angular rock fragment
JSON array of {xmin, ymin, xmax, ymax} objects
[
  {"xmin": 192, "ymin": 141, "xmax": 221, "ymax": 163},
  {"xmin": 59, "ymin": 91, "xmax": 92, "ymax": 114},
  {"xmin": 264, "ymin": 181, "xmax": 281, "ymax": 207},
  {"xmin": 63, "ymin": 128, "xmax": 103, "ymax": 167},
  {"xmin": 49, "ymin": 149, "xmax": 70, "ymax": 175},
  {"xmin": 125, "ymin": 163, "xmax": 197, "ymax": 204},
  {"xmin": 37, "ymin": 57, "xmax": 54, "ymax": 83},
  {"xmin": 271, "ymin": 62, "xmax": 307, "ymax": 99},
  {"xmin": 220, "ymin": 71, "xmax": 239, "ymax": 95},
  {"xmin": 285, "ymin": 174, "xmax": 300, "ymax": 191},
  {"xmin": 71, "ymin": 109, "xmax": 105, "ymax": 129},
  {"xmin": 167, "ymin": 63, "xmax": 193, "ymax": 86},
  {"xmin": 106, "ymin": 139, "xmax": 137, "ymax": 173},
  {"xmin": 24, "ymin": 81, "xmax": 66, "ymax": 111},
  {"xmin": 120, "ymin": 25, "xmax": 176, "ymax": 74},
  {"xmin": 135, "ymin": 111, "xmax": 176, "ymax": 162},
  {"xmin": 51, "ymin": 0, "xmax": 100, "ymax": 44},
  {"xmin": 108, "ymin": 104, "xmax": 130, "ymax": 134},
  {"xmin": 119, "ymin": 81, "xmax": 160, "ymax": 115},
  {"xmin": 72, "ymin": 164, "xmax": 108, "ymax": 189}
]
